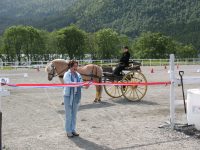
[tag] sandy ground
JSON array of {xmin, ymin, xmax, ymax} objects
[{"xmin": 1, "ymin": 65, "xmax": 200, "ymax": 150}]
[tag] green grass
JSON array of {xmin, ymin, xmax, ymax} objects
[{"xmin": 0, "ymin": 66, "xmax": 14, "ymax": 70}]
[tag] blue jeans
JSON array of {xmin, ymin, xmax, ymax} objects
[{"xmin": 64, "ymin": 95, "xmax": 79, "ymax": 133}]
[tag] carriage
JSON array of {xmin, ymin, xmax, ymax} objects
[{"xmin": 102, "ymin": 61, "xmax": 148, "ymax": 101}]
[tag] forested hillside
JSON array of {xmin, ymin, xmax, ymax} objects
[
  {"xmin": 0, "ymin": 0, "xmax": 76, "ymax": 33},
  {"xmin": 67, "ymin": 0, "xmax": 200, "ymax": 49},
  {"xmin": 1, "ymin": 0, "xmax": 200, "ymax": 49}
]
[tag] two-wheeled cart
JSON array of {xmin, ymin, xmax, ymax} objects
[{"xmin": 102, "ymin": 62, "xmax": 147, "ymax": 101}]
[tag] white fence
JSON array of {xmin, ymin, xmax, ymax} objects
[{"xmin": 0, "ymin": 58, "xmax": 200, "ymax": 69}]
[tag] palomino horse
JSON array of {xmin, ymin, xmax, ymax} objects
[{"xmin": 45, "ymin": 59, "xmax": 103, "ymax": 102}]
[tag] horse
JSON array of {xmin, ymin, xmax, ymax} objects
[{"xmin": 45, "ymin": 59, "xmax": 103, "ymax": 102}]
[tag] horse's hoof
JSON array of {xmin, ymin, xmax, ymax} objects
[
  {"xmin": 98, "ymin": 99, "xmax": 101, "ymax": 102},
  {"xmin": 61, "ymin": 102, "xmax": 64, "ymax": 105},
  {"xmin": 94, "ymin": 99, "xmax": 98, "ymax": 103}
]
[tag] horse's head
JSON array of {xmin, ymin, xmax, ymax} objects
[
  {"xmin": 45, "ymin": 59, "xmax": 70, "ymax": 81},
  {"xmin": 45, "ymin": 61, "xmax": 56, "ymax": 81}
]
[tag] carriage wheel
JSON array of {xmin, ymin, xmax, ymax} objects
[
  {"xmin": 121, "ymin": 71, "xmax": 147, "ymax": 101},
  {"xmin": 104, "ymin": 79, "xmax": 123, "ymax": 98}
]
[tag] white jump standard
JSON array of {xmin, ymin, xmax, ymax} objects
[{"xmin": 169, "ymin": 54, "xmax": 200, "ymax": 130}]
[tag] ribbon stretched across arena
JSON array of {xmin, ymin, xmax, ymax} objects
[{"xmin": 1, "ymin": 81, "xmax": 171, "ymax": 88}]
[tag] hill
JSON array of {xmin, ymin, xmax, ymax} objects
[
  {"xmin": 0, "ymin": 0, "xmax": 76, "ymax": 33},
  {"xmin": 1, "ymin": 0, "xmax": 200, "ymax": 49},
  {"xmin": 68, "ymin": 0, "xmax": 200, "ymax": 49}
]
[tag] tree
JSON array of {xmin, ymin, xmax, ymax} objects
[
  {"xmin": 118, "ymin": 34, "xmax": 131, "ymax": 48},
  {"xmin": 0, "ymin": 36, "xmax": 4, "ymax": 60},
  {"xmin": 95, "ymin": 28, "xmax": 120, "ymax": 59},
  {"xmin": 2, "ymin": 25, "xmax": 45, "ymax": 62},
  {"xmin": 38, "ymin": 30, "xmax": 57, "ymax": 61},
  {"xmin": 3, "ymin": 26, "xmax": 25, "ymax": 62},
  {"xmin": 57, "ymin": 25, "xmax": 86, "ymax": 59},
  {"xmin": 23, "ymin": 26, "xmax": 45, "ymax": 61},
  {"xmin": 132, "ymin": 32, "xmax": 177, "ymax": 59},
  {"xmin": 176, "ymin": 44, "xmax": 198, "ymax": 58},
  {"xmin": 85, "ymin": 33, "xmax": 98, "ymax": 59}
]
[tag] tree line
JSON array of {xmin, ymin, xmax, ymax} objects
[
  {"xmin": 0, "ymin": 25, "xmax": 198, "ymax": 63},
  {"xmin": 1, "ymin": 0, "xmax": 200, "ymax": 52}
]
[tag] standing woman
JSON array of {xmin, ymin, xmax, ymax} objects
[{"xmin": 63, "ymin": 60, "xmax": 83, "ymax": 137}]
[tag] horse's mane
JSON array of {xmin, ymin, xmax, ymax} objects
[
  {"xmin": 52, "ymin": 59, "xmax": 69, "ymax": 64},
  {"xmin": 45, "ymin": 59, "xmax": 69, "ymax": 72}
]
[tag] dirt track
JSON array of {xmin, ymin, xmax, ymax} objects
[{"xmin": 1, "ymin": 65, "xmax": 200, "ymax": 150}]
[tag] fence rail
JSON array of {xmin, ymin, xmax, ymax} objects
[{"xmin": 0, "ymin": 58, "xmax": 200, "ymax": 69}]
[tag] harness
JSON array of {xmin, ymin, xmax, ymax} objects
[
  {"xmin": 51, "ymin": 63, "xmax": 101, "ymax": 82},
  {"xmin": 81, "ymin": 65, "xmax": 99, "ymax": 80}
]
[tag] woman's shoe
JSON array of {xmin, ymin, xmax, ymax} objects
[
  {"xmin": 67, "ymin": 133, "xmax": 73, "ymax": 138},
  {"xmin": 72, "ymin": 132, "xmax": 79, "ymax": 136}
]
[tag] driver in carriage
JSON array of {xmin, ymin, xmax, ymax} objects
[{"xmin": 113, "ymin": 46, "xmax": 130, "ymax": 76}]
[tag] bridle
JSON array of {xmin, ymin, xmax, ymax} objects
[
  {"xmin": 48, "ymin": 63, "xmax": 56, "ymax": 79},
  {"xmin": 49, "ymin": 62, "xmax": 69, "ymax": 79}
]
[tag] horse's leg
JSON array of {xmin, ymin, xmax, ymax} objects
[
  {"xmin": 94, "ymin": 85, "xmax": 102, "ymax": 102},
  {"xmin": 59, "ymin": 77, "xmax": 64, "ymax": 105},
  {"xmin": 97, "ymin": 77, "xmax": 102, "ymax": 102},
  {"xmin": 99, "ymin": 85, "xmax": 102, "ymax": 101},
  {"xmin": 94, "ymin": 85, "xmax": 98, "ymax": 102}
]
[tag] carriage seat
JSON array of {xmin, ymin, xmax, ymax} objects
[
  {"xmin": 102, "ymin": 66, "xmax": 113, "ymax": 73},
  {"xmin": 102, "ymin": 66, "xmax": 113, "ymax": 77},
  {"xmin": 124, "ymin": 61, "xmax": 141, "ymax": 70},
  {"xmin": 102, "ymin": 66, "xmax": 123, "ymax": 78},
  {"xmin": 103, "ymin": 72, "xmax": 114, "ymax": 77}
]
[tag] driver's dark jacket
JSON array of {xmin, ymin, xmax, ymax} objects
[{"xmin": 119, "ymin": 51, "xmax": 130, "ymax": 66}]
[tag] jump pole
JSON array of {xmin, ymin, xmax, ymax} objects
[
  {"xmin": 169, "ymin": 54, "xmax": 200, "ymax": 129},
  {"xmin": 169, "ymin": 54, "xmax": 176, "ymax": 129}
]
